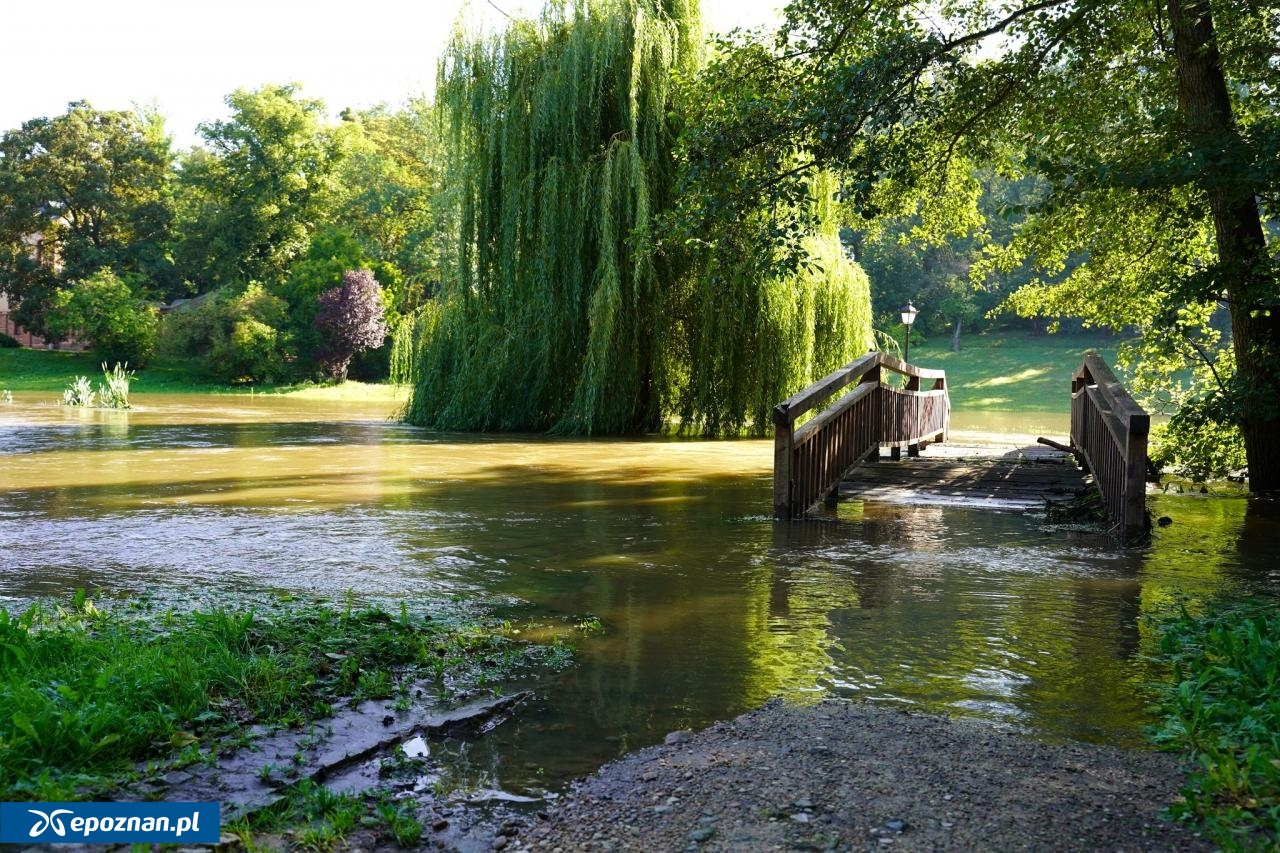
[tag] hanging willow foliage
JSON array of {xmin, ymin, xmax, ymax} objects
[
  {"xmin": 674, "ymin": 172, "xmax": 874, "ymax": 435},
  {"xmin": 406, "ymin": 0, "xmax": 699, "ymax": 433},
  {"xmin": 407, "ymin": 0, "xmax": 872, "ymax": 436}
]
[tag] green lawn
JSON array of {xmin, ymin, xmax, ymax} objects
[
  {"xmin": 0, "ymin": 348, "xmax": 222, "ymax": 392},
  {"xmin": 0, "ymin": 347, "xmax": 404, "ymax": 401},
  {"xmin": 905, "ymin": 330, "xmax": 1125, "ymax": 413}
]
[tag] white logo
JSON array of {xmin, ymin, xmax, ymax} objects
[{"xmin": 28, "ymin": 809, "xmax": 73, "ymax": 838}]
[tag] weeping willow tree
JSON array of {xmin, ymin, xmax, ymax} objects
[
  {"xmin": 407, "ymin": 0, "xmax": 700, "ymax": 433},
  {"xmin": 407, "ymin": 0, "xmax": 873, "ymax": 435}
]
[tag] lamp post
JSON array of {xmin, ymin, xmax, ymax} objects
[{"xmin": 900, "ymin": 301, "xmax": 918, "ymax": 363}]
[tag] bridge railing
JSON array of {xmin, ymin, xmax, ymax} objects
[
  {"xmin": 773, "ymin": 352, "xmax": 949, "ymax": 518},
  {"xmin": 1071, "ymin": 352, "xmax": 1150, "ymax": 541}
]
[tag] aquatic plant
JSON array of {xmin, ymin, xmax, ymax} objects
[
  {"xmin": 98, "ymin": 361, "xmax": 134, "ymax": 408},
  {"xmin": 1151, "ymin": 600, "xmax": 1280, "ymax": 850},
  {"xmin": 60, "ymin": 362, "xmax": 133, "ymax": 408},
  {"xmin": 61, "ymin": 375, "xmax": 96, "ymax": 407}
]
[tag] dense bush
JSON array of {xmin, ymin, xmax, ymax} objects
[
  {"xmin": 156, "ymin": 283, "xmax": 293, "ymax": 383},
  {"xmin": 43, "ymin": 269, "xmax": 157, "ymax": 366},
  {"xmin": 156, "ymin": 294, "xmax": 222, "ymax": 358},
  {"xmin": 1149, "ymin": 397, "xmax": 1248, "ymax": 484},
  {"xmin": 0, "ymin": 332, "xmax": 19, "ymax": 348}
]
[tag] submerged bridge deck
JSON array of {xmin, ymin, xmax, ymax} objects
[{"xmin": 836, "ymin": 434, "xmax": 1090, "ymax": 511}]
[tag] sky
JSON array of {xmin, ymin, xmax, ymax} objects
[{"xmin": 3, "ymin": 0, "xmax": 781, "ymax": 149}]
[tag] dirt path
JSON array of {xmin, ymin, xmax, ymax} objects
[{"xmin": 512, "ymin": 699, "xmax": 1210, "ymax": 852}]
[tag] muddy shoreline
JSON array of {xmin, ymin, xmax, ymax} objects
[
  {"xmin": 506, "ymin": 698, "xmax": 1210, "ymax": 852},
  {"xmin": 15, "ymin": 697, "xmax": 1211, "ymax": 852}
]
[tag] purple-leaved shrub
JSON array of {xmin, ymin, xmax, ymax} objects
[{"xmin": 315, "ymin": 269, "xmax": 388, "ymax": 381}]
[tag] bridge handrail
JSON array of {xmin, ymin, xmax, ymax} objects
[
  {"xmin": 1071, "ymin": 352, "xmax": 1150, "ymax": 541},
  {"xmin": 771, "ymin": 354, "xmax": 946, "ymax": 428},
  {"xmin": 772, "ymin": 352, "xmax": 880, "ymax": 427},
  {"xmin": 773, "ymin": 352, "xmax": 949, "ymax": 517}
]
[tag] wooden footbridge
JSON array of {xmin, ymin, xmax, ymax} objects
[{"xmin": 772, "ymin": 351, "xmax": 1151, "ymax": 542}]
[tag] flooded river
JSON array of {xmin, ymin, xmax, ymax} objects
[{"xmin": 2, "ymin": 392, "xmax": 1277, "ymax": 796}]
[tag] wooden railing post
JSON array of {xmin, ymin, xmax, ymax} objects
[
  {"xmin": 906, "ymin": 372, "xmax": 922, "ymax": 457},
  {"xmin": 1122, "ymin": 409, "xmax": 1151, "ymax": 540},
  {"xmin": 773, "ymin": 404, "xmax": 794, "ymax": 518},
  {"xmin": 862, "ymin": 360, "xmax": 882, "ymax": 462}
]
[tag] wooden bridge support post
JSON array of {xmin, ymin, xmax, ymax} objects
[
  {"xmin": 863, "ymin": 363, "xmax": 882, "ymax": 462},
  {"xmin": 773, "ymin": 420, "xmax": 794, "ymax": 518},
  {"xmin": 1122, "ymin": 410, "xmax": 1151, "ymax": 540}
]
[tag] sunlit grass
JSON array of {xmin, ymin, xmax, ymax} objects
[
  {"xmin": 965, "ymin": 367, "xmax": 1050, "ymax": 388},
  {"xmin": 274, "ymin": 381, "xmax": 409, "ymax": 402},
  {"xmin": 908, "ymin": 330, "xmax": 1124, "ymax": 413}
]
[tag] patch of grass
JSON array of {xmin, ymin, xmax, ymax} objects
[
  {"xmin": 1150, "ymin": 599, "xmax": 1280, "ymax": 851},
  {"xmin": 374, "ymin": 798, "xmax": 424, "ymax": 847},
  {"xmin": 0, "ymin": 592, "xmax": 564, "ymax": 800},
  {"xmin": 0, "ymin": 348, "xmax": 104, "ymax": 391},
  {"xmin": 244, "ymin": 779, "xmax": 365, "ymax": 851},
  {"xmin": 906, "ymin": 330, "xmax": 1123, "ymax": 413},
  {"xmin": 230, "ymin": 781, "xmax": 424, "ymax": 850}
]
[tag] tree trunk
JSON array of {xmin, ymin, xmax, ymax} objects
[
  {"xmin": 951, "ymin": 317, "xmax": 962, "ymax": 352},
  {"xmin": 1169, "ymin": 0, "xmax": 1280, "ymax": 490}
]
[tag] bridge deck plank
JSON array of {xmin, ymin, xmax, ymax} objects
[{"xmin": 837, "ymin": 438, "xmax": 1090, "ymax": 511}]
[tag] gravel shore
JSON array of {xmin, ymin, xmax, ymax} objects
[{"xmin": 514, "ymin": 699, "xmax": 1210, "ymax": 852}]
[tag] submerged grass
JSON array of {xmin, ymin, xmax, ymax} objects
[
  {"xmin": 1151, "ymin": 599, "xmax": 1280, "ymax": 851},
  {"xmin": 0, "ymin": 591, "xmax": 567, "ymax": 801}
]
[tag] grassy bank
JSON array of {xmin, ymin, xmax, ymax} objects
[
  {"xmin": 0, "ymin": 592, "xmax": 567, "ymax": 804},
  {"xmin": 0, "ymin": 347, "xmax": 404, "ymax": 400},
  {"xmin": 1151, "ymin": 600, "xmax": 1280, "ymax": 851},
  {"xmin": 3, "ymin": 331, "xmax": 1126, "ymax": 412}
]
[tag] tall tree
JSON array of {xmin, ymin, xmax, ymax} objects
[
  {"xmin": 333, "ymin": 99, "xmax": 443, "ymax": 298},
  {"xmin": 680, "ymin": 0, "xmax": 1280, "ymax": 488},
  {"xmin": 275, "ymin": 226, "xmax": 400, "ymax": 374},
  {"xmin": 0, "ymin": 102, "xmax": 176, "ymax": 335},
  {"xmin": 175, "ymin": 84, "xmax": 345, "ymax": 290}
]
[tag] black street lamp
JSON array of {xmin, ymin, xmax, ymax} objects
[{"xmin": 900, "ymin": 301, "xmax": 918, "ymax": 363}]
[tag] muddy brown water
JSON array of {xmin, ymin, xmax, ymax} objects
[{"xmin": 2, "ymin": 392, "xmax": 1278, "ymax": 799}]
